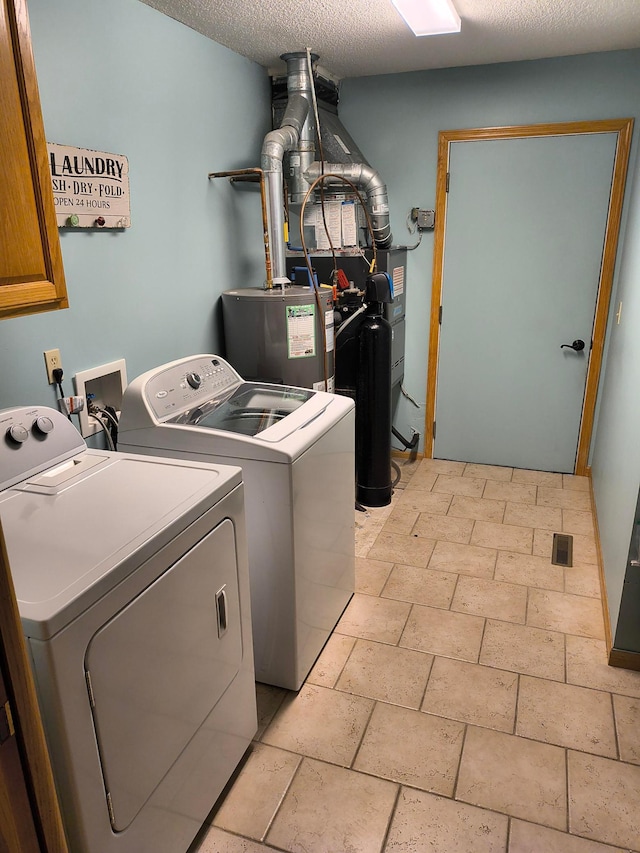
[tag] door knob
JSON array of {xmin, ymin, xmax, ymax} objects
[{"xmin": 561, "ymin": 339, "xmax": 585, "ymax": 351}]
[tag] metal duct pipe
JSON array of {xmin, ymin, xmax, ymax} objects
[
  {"xmin": 261, "ymin": 50, "xmax": 394, "ymax": 282},
  {"xmin": 281, "ymin": 52, "xmax": 317, "ymax": 202},
  {"xmin": 305, "ymin": 161, "xmax": 393, "ymax": 249},
  {"xmin": 261, "ymin": 91, "xmax": 309, "ymax": 284},
  {"xmin": 260, "ymin": 52, "xmax": 317, "ymax": 284}
]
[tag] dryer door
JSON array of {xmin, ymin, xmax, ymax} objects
[{"xmin": 85, "ymin": 518, "xmax": 243, "ymax": 831}]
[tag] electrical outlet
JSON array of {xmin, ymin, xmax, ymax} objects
[{"xmin": 44, "ymin": 349, "xmax": 62, "ymax": 384}]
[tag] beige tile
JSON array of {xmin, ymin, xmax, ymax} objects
[
  {"xmin": 422, "ymin": 657, "xmax": 517, "ymax": 733},
  {"xmin": 428, "ymin": 541, "xmax": 497, "ymax": 579},
  {"xmin": 195, "ymin": 826, "xmax": 272, "ymax": 853},
  {"xmin": 418, "ymin": 458, "xmax": 467, "ymax": 476},
  {"xmin": 355, "ymin": 527, "xmax": 382, "ymax": 558},
  {"xmin": 516, "ymin": 676, "xmax": 616, "ymax": 757},
  {"xmin": 335, "ymin": 639, "xmax": 432, "ymax": 708},
  {"xmin": 538, "ymin": 486, "xmax": 592, "ymax": 511},
  {"xmin": 568, "ymin": 750, "xmax": 640, "ymax": 849},
  {"xmin": 261, "ymin": 683, "xmax": 373, "ymax": 766},
  {"xmin": 464, "ymin": 462, "xmax": 514, "ymax": 482},
  {"xmin": 484, "ymin": 481, "xmax": 537, "ymax": 505},
  {"xmin": 533, "ymin": 528, "xmax": 598, "ymax": 564},
  {"xmin": 563, "ymin": 473, "xmax": 591, "ymax": 492},
  {"xmin": 512, "ymin": 468, "xmax": 563, "ymax": 488},
  {"xmin": 509, "ymin": 820, "xmax": 627, "ymax": 853},
  {"xmin": 255, "ymin": 683, "xmax": 288, "ymax": 739},
  {"xmin": 570, "ymin": 533, "xmax": 599, "ymax": 564},
  {"xmin": 367, "ymin": 530, "xmax": 435, "ymax": 567},
  {"xmin": 451, "ymin": 575, "xmax": 527, "ymax": 624},
  {"xmin": 266, "ymin": 758, "xmax": 397, "ymax": 853},
  {"xmin": 566, "ymin": 636, "xmax": 640, "ymax": 699},
  {"xmin": 396, "ymin": 489, "xmax": 453, "ymax": 515},
  {"xmin": 382, "ymin": 507, "xmax": 418, "ymax": 534},
  {"xmin": 306, "ymin": 633, "xmax": 356, "ymax": 688},
  {"xmin": 412, "ymin": 512, "xmax": 475, "ymax": 544},
  {"xmin": 613, "ymin": 694, "xmax": 640, "ymax": 765},
  {"xmin": 400, "ymin": 604, "xmax": 485, "ymax": 662},
  {"xmin": 381, "ymin": 564, "xmax": 457, "ymax": 609},
  {"xmin": 447, "ymin": 495, "xmax": 506, "ymax": 522},
  {"xmin": 564, "ymin": 564, "xmax": 603, "ymax": 598},
  {"xmin": 480, "ymin": 620, "xmax": 565, "ymax": 681},
  {"xmin": 393, "ymin": 457, "xmax": 421, "ymax": 488},
  {"xmin": 563, "ymin": 509, "xmax": 595, "ymax": 536},
  {"xmin": 432, "ymin": 474, "xmax": 486, "ymax": 497},
  {"xmin": 355, "ymin": 501, "xmax": 395, "ymax": 557},
  {"xmin": 354, "ymin": 703, "xmax": 465, "ymax": 795},
  {"xmin": 527, "ymin": 588, "xmax": 605, "ymax": 640},
  {"xmin": 405, "ymin": 470, "xmax": 439, "ymax": 492},
  {"xmin": 456, "ymin": 726, "xmax": 567, "ymax": 829},
  {"xmin": 532, "ymin": 527, "xmax": 554, "ymax": 558},
  {"xmin": 503, "ymin": 501, "xmax": 562, "ymax": 531},
  {"xmin": 386, "ymin": 788, "xmax": 508, "ymax": 852},
  {"xmin": 212, "ymin": 744, "xmax": 301, "ymax": 840},
  {"xmin": 471, "ymin": 520, "xmax": 533, "ymax": 554},
  {"xmin": 336, "ymin": 593, "xmax": 411, "ymax": 644},
  {"xmin": 355, "ymin": 556, "xmax": 393, "ymax": 596},
  {"xmin": 494, "ymin": 551, "xmax": 564, "ymax": 592}
]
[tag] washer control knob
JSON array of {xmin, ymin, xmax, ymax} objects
[
  {"xmin": 33, "ymin": 416, "xmax": 54, "ymax": 435},
  {"xmin": 186, "ymin": 372, "xmax": 201, "ymax": 389},
  {"xmin": 7, "ymin": 424, "xmax": 29, "ymax": 444}
]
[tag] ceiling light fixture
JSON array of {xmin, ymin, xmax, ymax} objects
[{"xmin": 391, "ymin": 0, "xmax": 461, "ymax": 36}]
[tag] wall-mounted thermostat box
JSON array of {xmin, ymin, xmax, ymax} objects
[{"xmin": 74, "ymin": 359, "xmax": 127, "ymax": 438}]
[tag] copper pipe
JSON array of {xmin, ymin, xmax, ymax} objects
[{"xmin": 208, "ymin": 167, "xmax": 273, "ymax": 289}]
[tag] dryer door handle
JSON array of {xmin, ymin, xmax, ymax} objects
[{"xmin": 215, "ymin": 586, "xmax": 228, "ymax": 637}]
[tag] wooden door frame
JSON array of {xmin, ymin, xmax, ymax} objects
[{"xmin": 425, "ymin": 118, "xmax": 634, "ymax": 475}]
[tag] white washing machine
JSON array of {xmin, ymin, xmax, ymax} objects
[
  {"xmin": 0, "ymin": 406, "xmax": 256, "ymax": 853},
  {"xmin": 119, "ymin": 354, "xmax": 355, "ymax": 691}
]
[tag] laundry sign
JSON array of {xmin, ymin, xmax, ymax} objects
[{"xmin": 47, "ymin": 143, "xmax": 131, "ymax": 228}]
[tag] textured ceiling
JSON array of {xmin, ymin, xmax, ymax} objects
[{"xmin": 140, "ymin": 0, "xmax": 640, "ymax": 79}]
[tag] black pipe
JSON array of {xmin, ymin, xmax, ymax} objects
[
  {"xmin": 392, "ymin": 425, "xmax": 419, "ymax": 451},
  {"xmin": 356, "ymin": 273, "xmax": 393, "ymax": 507}
]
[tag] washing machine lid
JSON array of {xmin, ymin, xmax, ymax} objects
[
  {"xmin": 1, "ymin": 451, "xmax": 242, "ymax": 639},
  {"xmin": 167, "ymin": 383, "xmax": 315, "ymax": 436},
  {"xmin": 119, "ymin": 355, "xmax": 354, "ymax": 464}
]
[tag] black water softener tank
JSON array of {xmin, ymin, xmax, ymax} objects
[{"xmin": 356, "ymin": 272, "xmax": 394, "ymax": 507}]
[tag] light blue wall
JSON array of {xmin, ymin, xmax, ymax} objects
[
  {"xmin": 4, "ymin": 4, "xmax": 640, "ymax": 641},
  {"xmin": 0, "ymin": 0, "xmax": 271, "ymax": 415},
  {"xmin": 590, "ymin": 151, "xmax": 640, "ymax": 636},
  {"xmin": 340, "ymin": 50, "xmax": 640, "ymax": 639},
  {"xmin": 339, "ymin": 50, "xmax": 640, "ymax": 450}
]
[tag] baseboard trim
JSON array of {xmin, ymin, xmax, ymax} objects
[
  {"xmin": 586, "ymin": 467, "xmax": 614, "ymax": 653},
  {"xmin": 609, "ymin": 648, "xmax": 640, "ymax": 672}
]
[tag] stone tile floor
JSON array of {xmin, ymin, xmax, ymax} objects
[{"xmin": 192, "ymin": 458, "xmax": 640, "ymax": 853}]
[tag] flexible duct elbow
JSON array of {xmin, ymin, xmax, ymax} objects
[
  {"xmin": 305, "ymin": 161, "xmax": 393, "ymax": 249},
  {"xmin": 261, "ymin": 93, "xmax": 310, "ymax": 283},
  {"xmin": 261, "ymin": 93, "xmax": 309, "ymax": 172}
]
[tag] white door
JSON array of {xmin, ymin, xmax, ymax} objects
[{"xmin": 433, "ymin": 131, "xmax": 619, "ymax": 473}]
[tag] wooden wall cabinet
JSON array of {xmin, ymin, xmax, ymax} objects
[{"xmin": 0, "ymin": 0, "xmax": 67, "ymax": 320}]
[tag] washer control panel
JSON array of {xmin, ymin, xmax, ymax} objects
[{"xmin": 144, "ymin": 356, "xmax": 243, "ymax": 420}]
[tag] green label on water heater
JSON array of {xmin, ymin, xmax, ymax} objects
[{"xmin": 286, "ymin": 304, "xmax": 316, "ymax": 359}]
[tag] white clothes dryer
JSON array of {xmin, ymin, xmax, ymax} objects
[
  {"xmin": 0, "ymin": 406, "xmax": 256, "ymax": 853},
  {"xmin": 119, "ymin": 354, "xmax": 355, "ymax": 691}
]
